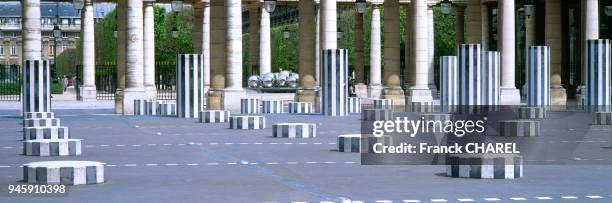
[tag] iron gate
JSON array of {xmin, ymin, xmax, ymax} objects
[
  {"xmin": 0, "ymin": 64, "xmax": 21, "ymax": 101},
  {"xmin": 95, "ymin": 63, "xmax": 117, "ymax": 100},
  {"xmin": 156, "ymin": 61, "xmax": 176, "ymax": 100}
]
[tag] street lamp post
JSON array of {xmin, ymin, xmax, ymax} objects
[
  {"xmin": 355, "ymin": 0, "xmax": 366, "ymax": 13},
  {"xmin": 440, "ymin": 0, "xmax": 453, "ymax": 15},
  {"xmin": 53, "ymin": 23, "xmax": 61, "ymax": 82}
]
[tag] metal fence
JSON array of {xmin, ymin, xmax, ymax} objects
[
  {"xmin": 94, "ymin": 62, "xmax": 117, "ymax": 100},
  {"xmin": 0, "ymin": 64, "xmax": 21, "ymax": 101},
  {"xmin": 155, "ymin": 61, "xmax": 176, "ymax": 100}
]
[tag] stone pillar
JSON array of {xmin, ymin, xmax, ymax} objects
[
  {"xmin": 79, "ymin": 0, "xmax": 96, "ymax": 101},
  {"xmin": 207, "ymin": 0, "xmax": 225, "ymax": 110},
  {"xmin": 406, "ymin": 0, "xmax": 432, "ymax": 104},
  {"xmin": 545, "ymin": 0, "xmax": 566, "ymax": 106},
  {"xmin": 368, "ymin": 4, "xmax": 382, "ymax": 98},
  {"xmin": 465, "ymin": 0, "xmax": 482, "ymax": 44},
  {"xmin": 320, "ymin": 0, "xmax": 337, "ymax": 50},
  {"xmin": 524, "ymin": 5, "xmax": 536, "ymax": 47},
  {"xmin": 297, "ymin": 0, "xmax": 317, "ymax": 107},
  {"xmin": 315, "ymin": 4, "xmax": 321, "ymax": 86},
  {"xmin": 427, "ymin": 5, "xmax": 436, "ymax": 96},
  {"xmin": 122, "ymin": 0, "xmax": 146, "ymax": 115},
  {"xmin": 193, "ymin": 0, "xmax": 211, "ymax": 105},
  {"xmin": 383, "ymin": 0, "xmax": 404, "ymax": 105},
  {"xmin": 247, "ymin": 3, "xmax": 259, "ymax": 75},
  {"xmin": 143, "ymin": 1, "xmax": 156, "ymax": 100},
  {"xmin": 455, "ymin": 5, "xmax": 466, "ymax": 46},
  {"xmin": 580, "ymin": 0, "xmax": 600, "ymax": 103},
  {"xmin": 354, "ymin": 11, "xmax": 367, "ymax": 98},
  {"xmin": 22, "ymin": 0, "xmax": 41, "ymax": 61},
  {"xmin": 499, "ymin": 0, "xmax": 520, "ymax": 105},
  {"xmin": 115, "ymin": 0, "xmax": 127, "ymax": 114},
  {"xmin": 259, "ymin": 5, "xmax": 272, "ymax": 75},
  {"xmin": 481, "ymin": 3, "xmax": 490, "ymax": 50},
  {"xmin": 223, "ymin": 0, "xmax": 246, "ymax": 111},
  {"xmin": 404, "ymin": 4, "xmax": 413, "ymax": 89}
]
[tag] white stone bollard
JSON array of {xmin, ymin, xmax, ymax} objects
[
  {"xmin": 22, "ymin": 60, "xmax": 51, "ymax": 114},
  {"xmin": 23, "ymin": 139, "xmax": 82, "ymax": 156},
  {"xmin": 585, "ymin": 39, "xmax": 611, "ymax": 112},
  {"xmin": 446, "ymin": 154, "xmax": 523, "ymax": 179},
  {"xmin": 229, "ymin": 115, "xmax": 266, "ymax": 129},
  {"xmin": 176, "ymin": 54, "xmax": 204, "ymax": 118},
  {"xmin": 23, "ymin": 161, "xmax": 105, "ymax": 185},
  {"xmin": 262, "ymin": 100, "xmax": 283, "ymax": 114},
  {"xmin": 288, "ymin": 102, "xmax": 314, "ymax": 114},
  {"xmin": 199, "ymin": 110, "xmax": 230, "ymax": 123},
  {"xmin": 23, "ymin": 126, "xmax": 69, "ymax": 140},
  {"xmin": 440, "ymin": 56, "xmax": 458, "ymax": 112},
  {"xmin": 362, "ymin": 109, "xmax": 393, "ymax": 121},
  {"xmin": 348, "ymin": 97, "xmax": 361, "ymax": 114},
  {"xmin": 320, "ymin": 49, "xmax": 349, "ymax": 116},
  {"xmin": 272, "ymin": 123, "xmax": 317, "ymax": 138},
  {"xmin": 240, "ymin": 98, "xmax": 260, "ymax": 114},
  {"xmin": 372, "ymin": 99, "xmax": 394, "ymax": 109},
  {"xmin": 457, "ymin": 44, "xmax": 482, "ymax": 105},
  {"xmin": 498, "ymin": 120, "xmax": 540, "ymax": 137},
  {"xmin": 23, "ymin": 118, "xmax": 60, "ymax": 127},
  {"xmin": 24, "ymin": 112, "xmax": 54, "ymax": 119},
  {"xmin": 527, "ymin": 46, "xmax": 551, "ymax": 107},
  {"xmin": 481, "ymin": 51, "xmax": 500, "ymax": 105}
]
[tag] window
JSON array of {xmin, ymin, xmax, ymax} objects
[
  {"xmin": 61, "ymin": 18, "xmax": 69, "ymax": 25},
  {"xmin": 48, "ymin": 45, "xmax": 54, "ymax": 55},
  {"xmin": 62, "ymin": 32, "xmax": 68, "ymax": 38},
  {"xmin": 75, "ymin": 33, "xmax": 80, "ymax": 38},
  {"xmin": 10, "ymin": 45, "xmax": 17, "ymax": 56},
  {"xmin": 74, "ymin": 19, "xmax": 81, "ymax": 25},
  {"xmin": 0, "ymin": 46, "xmax": 4, "ymax": 56},
  {"xmin": 0, "ymin": 32, "xmax": 3, "ymax": 37},
  {"xmin": 11, "ymin": 32, "xmax": 17, "ymax": 38}
]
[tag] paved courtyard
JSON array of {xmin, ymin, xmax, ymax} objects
[{"xmin": 1, "ymin": 107, "xmax": 612, "ymax": 202}]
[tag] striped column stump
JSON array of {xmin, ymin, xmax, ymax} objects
[
  {"xmin": 240, "ymin": 98, "xmax": 260, "ymax": 114},
  {"xmin": 527, "ymin": 46, "xmax": 551, "ymax": 107},
  {"xmin": 446, "ymin": 154, "xmax": 523, "ymax": 179},
  {"xmin": 229, "ymin": 115, "xmax": 266, "ymax": 129},
  {"xmin": 321, "ymin": 49, "xmax": 348, "ymax": 116},
  {"xmin": 158, "ymin": 102, "xmax": 177, "ymax": 116},
  {"xmin": 262, "ymin": 100, "xmax": 283, "ymax": 114},
  {"xmin": 145, "ymin": 100, "xmax": 161, "ymax": 115},
  {"xmin": 23, "ymin": 161, "xmax": 105, "ymax": 185},
  {"xmin": 361, "ymin": 135, "xmax": 393, "ymax": 153},
  {"xmin": 498, "ymin": 120, "xmax": 540, "ymax": 137},
  {"xmin": 405, "ymin": 101, "xmax": 434, "ymax": 113},
  {"xmin": 458, "ymin": 44, "xmax": 482, "ymax": 106},
  {"xmin": 22, "ymin": 60, "xmax": 51, "ymax": 114},
  {"xmin": 362, "ymin": 109, "xmax": 393, "ymax": 121},
  {"xmin": 421, "ymin": 113, "xmax": 453, "ymax": 122},
  {"xmin": 133, "ymin": 99, "xmax": 148, "ymax": 116},
  {"xmin": 372, "ymin": 99, "xmax": 394, "ymax": 109},
  {"xmin": 23, "ymin": 139, "xmax": 82, "ymax": 156},
  {"xmin": 338, "ymin": 134, "xmax": 361, "ymax": 152},
  {"xmin": 481, "ymin": 51, "xmax": 500, "ymax": 105},
  {"xmin": 199, "ymin": 110, "xmax": 230, "ymax": 123},
  {"xmin": 23, "ymin": 126, "xmax": 70, "ymax": 140},
  {"xmin": 176, "ymin": 54, "xmax": 204, "ymax": 118},
  {"xmin": 23, "ymin": 118, "xmax": 60, "ymax": 127},
  {"xmin": 272, "ymin": 123, "xmax": 317, "ymax": 138},
  {"xmin": 288, "ymin": 102, "xmax": 314, "ymax": 114},
  {"xmin": 594, "ymin": 112, "xmax": 612, "ymax": 125},
  {"xmin": 440, "ymin": 56, "xmax": 458, "ymax": 112},
  {"xmin": 585, "ymin": 39, "xmax": 611, "ymax": 112},
  {"xmin": 517, "ymin": 107, "xmax": 547, "ymax": 119},
  {"xmin": 24, "ymin": 112, "xmax": 55, "ymax": 119},
  {"xmin": 348, "ymin": 97, "xmax": 361, "ymax": 114}
]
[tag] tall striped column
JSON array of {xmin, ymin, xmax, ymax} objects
[
  {"xmin": 440, "ymin": 56, "xmax": 458, "ymax": 112},
  {"xmin": 527, "ymin": 46, "xmax": 551, "ymax": 106},
  {"xmin": 176, "ymin": 54, "xmax": 204, "ymax": 118},
  {"xmin": 457, "ymin": 44, "xmax": 482, "ymax": 106},
  {"xmin": 320, "ymin": 49, "xmax": 348, "ymax": 116},
  {"xmin": 22, "ymin": 60, "xmax": 51, "ymax": 114},
  {"xmin": 481, "ymin": 51, "xmax": 500, "ymax": 105},
  {"xmin": 585, "ymin": 39, "xmax": 611, "ymax": 112}
]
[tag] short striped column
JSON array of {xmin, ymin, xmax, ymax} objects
[
  {"xmin": 498, "ymin": 120, "xmax": 540, "ymax": 137},
  {"xmin": 361, "ymin": 135, "xmax": 393, "ymax": 153},
  {"xmin": 24, "ymin": 112, "xmax": 54, "ymax": 119},
  {"xmin": 594, "ymin": 112, "xmax": 612, "ymax": 125},
  {"xmin": 446, "ymin": 154, "xmax": 523, "ymax": 179},
  {"xmin": 362, "ymin": 109, "xmax": 393, "ymax": 121},
  {"xmin": 338, "ymin": 134, "xmax": 360, "ymax": 152},
  {"xmin": 133, "ymin": 99, "xmax": 147, "ymax": 116},
  {"xmin": 288, "ymin": 102, "xmax": 313, "ymax": 114},
  {"xmin": 23, "ymin": 161, "xmax": 105, "ymax": 185},
  {"xmin": 517, "ymin": 106, "xmax": 547, "ymax": 119},
  {"xmin": 320, "ymin": 49, "xmax": 349, "ymax": 116},
  {"xmin": 22, "ymin": 60, "xmax": 51, "ymax": 114},
  {"xmin": 481, "ymin": 51, "xmax": 500, "ymax": 105},
  {"xmin": 457, "ymin": 44, "xmax": 482, "ymax": 106},
  {"xmin": 372, "ymin": 99, "xmax": 394, "ymax": 109},
  {"xmin": 23, "ymin": 139, "xmax": 82, "ymax": 156},
  {"xmin": 23, "ymin": 126, "xmax": 70, "ymax": 140},
  {"xmin": 272, "ymin": 123, "xmax": 317, "ymax": 138},
  {"xmin": 405, "ymin": 102, "xmax": 434, "ymax": 112},
  {"xmin": 145, "ymin": 100, "xmax": 161, "ymax": 115},
  {"xmin": 158, "ymin": 102, "xmax": 177, "ymax": 116},
  {"xmin": 176, "ymin": 54, "xmax": 204, "ymax": 118},
  {"xmin": 229, "ymin": 116, "xmax": 266, "ymax": 129},
  {"xmin": 440, "ymin": 56, "xmax": 458, "ymax": 112},
  {"xmin": 527, "ymin": 46, "xmax": 551, "ymax": 107},
  {"xmin": 262, "ymin": 100, "xmax": 283, "ymax": 114},
  {"xmin": 199, "ymin": 110, "xmax": 230, "ymax": 123},
  {"xmin": 23, "ymin": 118, "xmax": 60, "ymax": 127},
  {"xmin": 420, "ymin": 113, "xmax": 453, "ymax": 123},
  {"xmin": 348, "ymin": 97, "xmax": 361, "ymax": 113},
  {"xmin": 240, "ymin": 98, "xmax": 260, "ymax": 114},
  {"xmin": 585, "ymin": 39, "xmax": 611, "ymax": 112}
]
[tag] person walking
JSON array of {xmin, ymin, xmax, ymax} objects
[{"xmin": 62, "ymin": 75, "xmax": 68, "ymax": 92}]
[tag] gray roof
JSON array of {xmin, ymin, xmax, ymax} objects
[{"xmin": 0, "ymin": 2, "xmax": 115, "ymax": 18}]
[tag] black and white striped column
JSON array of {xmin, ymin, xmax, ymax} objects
[
  {"xmin": 272, "ymin": 123, "xmax": 317, "ymax": 138},
  {"xmin": 23, "ymin": 161, "xmax": 105, "ymax": 185},
  {"xmin": 23, "ymin": 139, "xmax": 82, "ymax": 156},
  {"xmin": 481, "ymin": 51, "xmax": 500, "ymax": 105},
  {"xmin": 262, "ymin": 100, "xmax": 283, "ymax": 114},
  {"xmin": 158, "ymin": 102, "xmax": 177, "ymax": 116},
  {"xmin": 585, "ymin": 39, "xmax": 611, "ymax": 112},
  {"xmin": 22, "ymin": 60, "xmax": 51, "ymax": 114},
  {"xmin": 176, "ymin": 54, "xmax": 204, "ymax": 118},
  {"xmin": 240, "ymin": 98, "xmax": 260, "ymax": 114},
  {"xmin": 288, "ymin": 102, "xmax": 314, "ymax": 114},
  {"xmin": 446, "ymin": 154, "xmax": 523, "ymax": 179},
  {"xmin": 348, "ymin": 97, "xmax": 361, "ymax": 113},
  {"xmin": 199, "ymin": 110, "xmax": 230, "ymax": 123},
  {"xmin": 229, "ymin": 116, "xmax": 266, "ymax": 129},
  {"xmin": 133, "ymin": 99, "xmax": 147, "ymax": 116},
  {"xmin": 372, "ymin": 99, "xmax": 394, "ymax": 109},
  {"xmin": 440, "ymin": 56, "xmax": 458, "ymax": 112},
  {"xmin": 457, "ymin": 44, "xmax": 482, "ymax": 106},
  {"xmin": 527, "ymin": 46, "xmax": 551, "ymax": 107},
  {"xmin": 320, "ymin": 49, "xmax": 348, "ymax": 116},
  {"xmin": 362, "ymin": 109, "xmax": 393, "ymax": 121}
]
